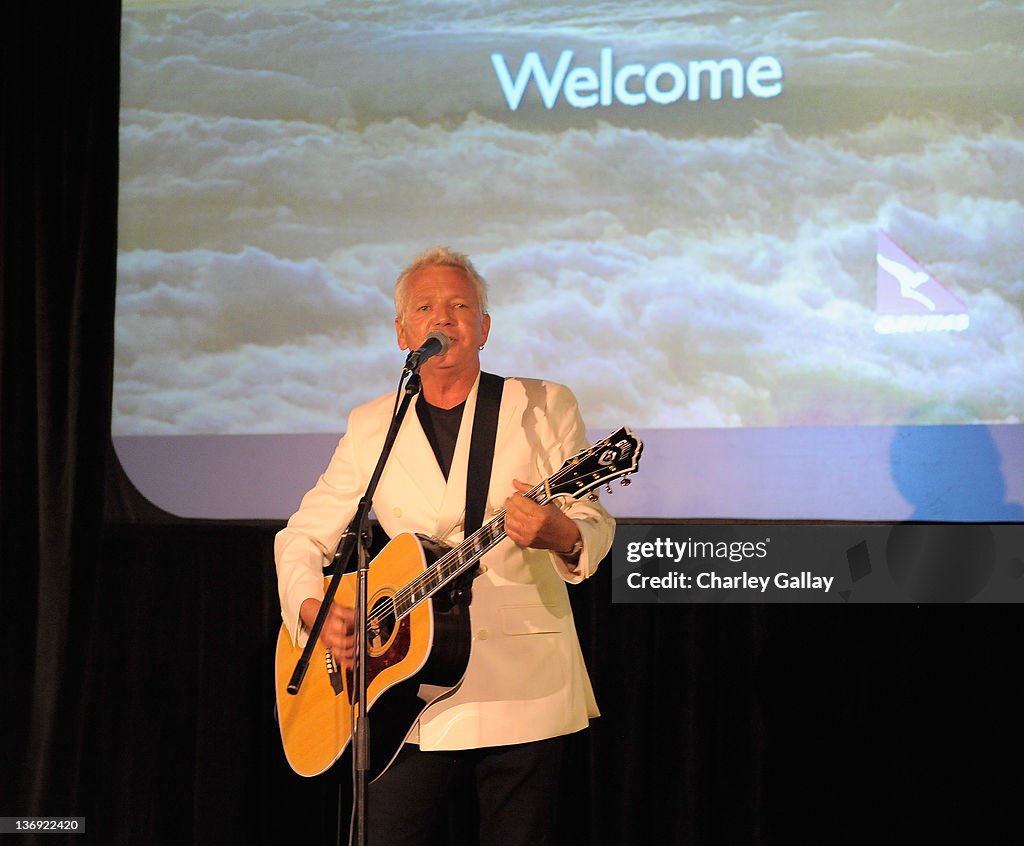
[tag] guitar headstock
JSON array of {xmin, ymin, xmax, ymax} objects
[{"xmin": 547, "ymin": 426, "xmax": 643, "ymax": 502}]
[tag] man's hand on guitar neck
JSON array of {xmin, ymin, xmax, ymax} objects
[
  {"xmin": 300, "ymin": 598, "xmax": 356, "ymax": 668},
  {"xmin": 504, "ymin": 479, "xmax": 583, "ymax": 567}
]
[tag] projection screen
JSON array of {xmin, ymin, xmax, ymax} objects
[{"xmin": 114, "ymin": 1, "xmax": 1024, "ymax": 521}]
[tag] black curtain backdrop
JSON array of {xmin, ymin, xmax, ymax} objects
[{"xmin": 2, "ymin": 5, "xmax": 1022, "ymax": 845}]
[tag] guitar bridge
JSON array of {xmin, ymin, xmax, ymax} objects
[{"xmin": 325, "ymin": 649, "xmax": 344, "ymax": 696}]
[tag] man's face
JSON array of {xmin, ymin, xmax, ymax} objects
[{"xmin": 395, "ymin": 265, "xmax": 491, "ymax": 375}]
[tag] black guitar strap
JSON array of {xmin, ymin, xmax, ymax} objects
[
  {"xmin": 466, "ymin": 372, "xmax": 505, "ymax": 535},
  {"xmin": 449, "ymin": 371, "xmax": 504, "ymax": 604}
]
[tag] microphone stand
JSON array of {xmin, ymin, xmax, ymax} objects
[{"xmin": 286, "ymin": 366, "xmax": 424, "ymax": 846}]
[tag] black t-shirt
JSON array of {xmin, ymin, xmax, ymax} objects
[{"xmin": 416, "ymin": 397, "xmax": 466, "ymax": 481}]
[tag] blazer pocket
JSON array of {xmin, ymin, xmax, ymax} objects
[{"xmin": 500, "ymin": 604, "xmax": 566, "ymax": 635}]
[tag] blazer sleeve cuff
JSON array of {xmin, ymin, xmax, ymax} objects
[{"xmin": 549, "ymin": 517, "xmax": 611, "ymax": 584}]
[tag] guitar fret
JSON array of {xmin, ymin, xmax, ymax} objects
[{"xmin": 447, "ymin": 556, "xmax": 461, "ymax": 576}]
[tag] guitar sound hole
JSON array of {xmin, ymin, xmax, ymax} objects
[{"xmin": 366, "ymin": 597, "xmax": 397, "ymax": 656}]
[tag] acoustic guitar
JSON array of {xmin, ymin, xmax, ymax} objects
[{"xmin": 274, "ymin": 426, "xmax": 643, "ymax": 778}]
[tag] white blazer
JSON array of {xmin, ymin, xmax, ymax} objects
[{"xmin": 275, "ymin": 374, "xmax": 615, "ymax": 750}]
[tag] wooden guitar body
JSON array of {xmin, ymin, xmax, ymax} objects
[{"xmin": 274, "ymin": 532, "xmax": 469, "ymax": 779}]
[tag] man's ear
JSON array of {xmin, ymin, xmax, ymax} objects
[
  {"xmin": 395, "ymin": 316, "xmax": 409, "ymax": 350},
  {"xmin": 480, "ymin": 312, "xmax": 491, "ymax": 347}
]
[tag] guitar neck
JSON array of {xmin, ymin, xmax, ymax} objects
[
  {"xmin": 389, "ymin": 485, "xmax": 549, "ymax": 622},
  {"xmin": 373, "ymin": 425, "xmax": 642, "ymax": 627}
]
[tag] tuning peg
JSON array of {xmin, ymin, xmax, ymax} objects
[
  {"xmin": 587, "ymin": 492, "xmax": 599, "ymax": 502},
  {"xmin": 605, "ymin": 484, "xmax": 614, "ymax": 494},
  {"xmin": 620, "ymin": 477, "xmax": 631, "ymax": 487}
]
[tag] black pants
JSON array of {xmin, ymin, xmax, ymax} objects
[{"xmin": 367, "ymin": 736, "xmax": 567, "ymax": 846}]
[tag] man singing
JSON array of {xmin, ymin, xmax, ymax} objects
[{"xmin": 275, "ymin": 246, "xmax": 614, "ymax": 845}]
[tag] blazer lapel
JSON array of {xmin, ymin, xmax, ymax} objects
[{"xmin": 388, "ymin": 395, "xmax": 446, "ymax": 520}]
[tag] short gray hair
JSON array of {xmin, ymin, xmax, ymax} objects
[{"xmin": 394, "ymin": 247, "xmax": 489, "ymax": 323}]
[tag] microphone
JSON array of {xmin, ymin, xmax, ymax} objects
[{"xmin": 404, "ymin": 330, "xmax": 450, "ymax": 371}]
